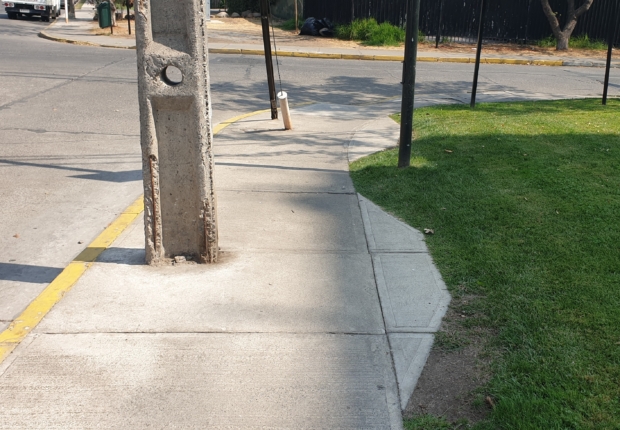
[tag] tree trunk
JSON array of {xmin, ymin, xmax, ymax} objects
[
  {"xmin": 540, "ymin": 0, "xmax": 595, "ymax": 51},
  {"xmin": 556, "ymin": 33, "xmax": 570, "ymax": 50}
]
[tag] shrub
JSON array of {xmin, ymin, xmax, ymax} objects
[
  {"xmin": 335, "ymin": 18, "xmax": 405, "ymax": 46},
  {"xmin": 570, "ymin": 34, "xmax": 606, "ymax": 50},
  {"xmin": 367, "ymin": 22, "xmax": 405, "ymax": 46},
  {"xmin": 538, "ymin": 33, "xmax": 607, "ymax": 50}
]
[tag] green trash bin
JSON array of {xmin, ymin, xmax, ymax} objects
[{"xmin": 97, "ymin": 1, "xmax": 111, "ymax": 28}]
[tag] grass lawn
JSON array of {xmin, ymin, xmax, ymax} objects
[{"xmin": 350, "ymin": 99, "xmax": 620, "ymax": 429}]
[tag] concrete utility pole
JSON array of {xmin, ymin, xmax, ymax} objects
[
  {"xmin": 260, "ymin": 0, "xmax": 278, "ymax": 119},
  {"xmin": 398, "ymin": 0, "xmax": 421, "ymax": 168},
  {"xmin": 134, "ymin": 0, "xmax": 218, "ymax": 264}
]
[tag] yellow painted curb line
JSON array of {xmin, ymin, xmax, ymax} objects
[
  {"xmin": 35, "ymin": 33, "xmax": 580, "ymax": 67},
  {"xmin": 213, "ymin": 109, "xmax": 271, "ymax": 135},
  {"xmin": 0, "ymin": 196, "xmax": 144, "ymax": 364},
  {"xmin": 209, "ymin": 48, "xmax": 241, "ymax": 55},
  {"xmin": 311, "ymin": 53, "xmax": 342, "ymax": 59},
  {"xmin": 441, "ymin": 57, "xmax": 471, "ymax": 63},
  {"xmin": 38, "ymin": 29, "xmax": 136, "ymax": 50},
  {"xmin": 0, "ymin": 109, "xmax": 269, "ymax": 365},
  {"xmin": 341, "ymin": 54, "xmax": 362, "ymax": 60},
  {"xmin": 533, "ymin": 59, "xmax": 564, "ymax": 66},
  {"xmin": 274, "ymin": 51, "xmax": 294, "ymax": 57},
  {"xmin": 374, "ymin": 55, "xmax": 404, "ymax": 61},
  {"xmin": 240, "ymin": 48, "xmax": 265, "ymax": 56}
]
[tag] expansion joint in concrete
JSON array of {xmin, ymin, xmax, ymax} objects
[
  {"xmin": 37, "ymin": 331, "xmax": 389, "ymax": 336},
  {"xmin": 219, "ymin": 188, "xmax": 356, "ymax": 195}
]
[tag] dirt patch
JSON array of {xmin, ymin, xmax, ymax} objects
[
  {"xmin": 206, "ymin": 17, "xmax": 373, "ymax": 49},
  {"xmin": 92, "ymin": 15, "xmax": 612, "ymax": 60},
  {"xmin": 91, "ymin": 20, "xmax": 134, "ymax": 37},
  {"xmin": 404, "ymin": 289, "xmax": 496, "ymax": 426},
  {"xmin": 418, "ymin": 41, "xmax": 610, "ymax": 59},
  {"xmin": 206, "ymin": 17, "xmax": 611, "ymax": 59}
]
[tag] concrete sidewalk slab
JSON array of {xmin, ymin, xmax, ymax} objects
[
  {"xmin": 1, "ymin": 102, "xmax": 451, "ymax": 428},
  {"xmin": 348, "ymin": 115, "xmax": 400, "ymax": 163},
  {"xmin": 216, "ymin": 162, "xmax": 355, "ymax": 193},
  {"xmin": 40, "ymin": 7, "xmax": 137, "ymax": 49},
  {"xmin": 218, "ymin": 191, "xmax": 367, "ymax": 252},
  {"xmin": 214, "ymin": 113, "xmax": 355, "ymax": 193},
  {"xmin": 358, "ymin": 195, "xmax": 427, "ymax": 253},
  {"xmin": 37, "ymin": 216, "xmax": 384, "ymax": 334},
  {"xmin": 389, "ymin": 333, "xmax": 435, "ymax": 410},
  {"xmin": 373, "ymin": 253, "xmax": 450, "ymax": 333},
  {"xmin": 0, "ymin": 333, "xmax": 402, "ymax": 429}
]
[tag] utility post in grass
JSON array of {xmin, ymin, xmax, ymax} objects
[
  {"xmin": 398, "ymin": 0, "xmax": 421, "ymax": 168},
  {"xmin": 471, "ymin": 0, "xmax": 486, "ymax": 108},
  {"xmin": 260, "ymin": 0, "xmax": 278, "ymax": 120},
  {"xmin": 134, "ymin": 0, "xmax": 219, "ymax": 264},
  {"xmin": 602, "ymin": 0, "xmax": 619, "ymax": 105}
]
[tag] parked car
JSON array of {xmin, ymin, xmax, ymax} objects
[{"xmin": 4, "ymin": 0, "xmax": 61, "ymax": 21}]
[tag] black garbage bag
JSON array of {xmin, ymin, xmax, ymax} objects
[
  {"xmin": 299, "ymin": 17, "xmax": 334, "ymax": 37},
  {"xmin": 316, "ymin": 18, "xmax": 334, "ymax": 37}
]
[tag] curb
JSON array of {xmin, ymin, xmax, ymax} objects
[
  {"xmin": 39, "ymin": 29, "xmax": 137, "ymax": 49},
  {"xmin": 38, "ymin": 30, "xmax": 619, "ymax": 68}
]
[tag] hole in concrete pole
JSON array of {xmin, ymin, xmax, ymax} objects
[{"xmin": 162, "ymin": 66, "xmax": 183, "ymax": 86}]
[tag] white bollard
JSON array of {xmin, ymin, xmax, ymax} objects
[{"xmin": 277, "ymin": 91, "xmax": 293, "ymax": 130}]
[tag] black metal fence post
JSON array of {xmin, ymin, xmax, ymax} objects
[
  {"xmin": 471, "ymin": 0, "xmax": 486, "ymax": 108},
  {"xmin": 109, "ymin": 2, "xmax": 113, "ymax": 35},
  {"xmin": 435, "ymin": 0, "xmax": 444, "ymax": 48},
  {"xmin": 126, "ymin": 0, "xmax": 131, "ymax": 35},
  {"xmin": 603, "ymin": 0, "xmax": 619, "ymax": 105},
  {"xmin": 398, "ymin": 0, "xmax": 421, "ymax": 168}
]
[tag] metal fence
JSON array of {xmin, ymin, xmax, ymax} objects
[{"xmin": 303, "ymin": 0, "xmax": 620, "ymax": 45}]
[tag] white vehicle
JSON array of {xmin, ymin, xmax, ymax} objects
[{"xmin": 4, "ymin": 0, "xmax": 61, "ymax": 21}]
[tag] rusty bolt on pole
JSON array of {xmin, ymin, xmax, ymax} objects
[{"xmin": 135, "ymin": 0, "xmax": 218, "ymax": 265}]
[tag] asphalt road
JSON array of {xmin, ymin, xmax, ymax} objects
[{"xmin": 0, "ymin": 13, "xmax": 618, "ymax": 331}]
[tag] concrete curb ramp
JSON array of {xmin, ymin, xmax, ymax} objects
[{"xmin": 37, "ymin": 28, "xmax": 617, "ymax": 67}]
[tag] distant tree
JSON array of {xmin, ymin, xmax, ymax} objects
[{"xmin": 540, "ymin": 0, "xmax": 595, "ymax": 50}]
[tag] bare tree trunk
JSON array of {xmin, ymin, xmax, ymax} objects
[
  {"xmin": 540, "ymin": 0, "xmax": 595, "ymax": 50},
  {"xmin": 556, "ymin": 33, "xmax": 570, "ymax": 50}
]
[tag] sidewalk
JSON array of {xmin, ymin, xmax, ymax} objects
[
  {"xmin": 0, "ymin": 100, "xmax": 451, "ymax": 427},
  {"xmin": 40, "ymin": 7, "xmax": 620, "ymax": 67}
]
